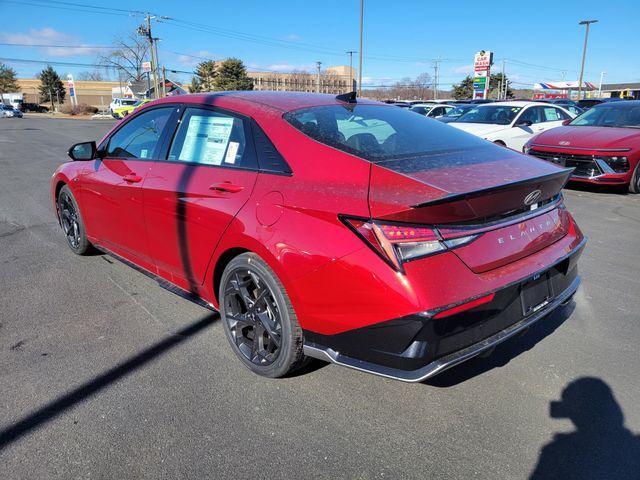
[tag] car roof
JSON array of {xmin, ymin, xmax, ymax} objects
[
  {"xmin": 152, "ymin": 91, "xmax": 383, "ymax": 114},
  {"xmin": 474, "ymin": 101, "xmax": 558, "ymax": 108},
  {"xmin": 592, "ymin": 99, "xmax": 640, "ymax": 108}
]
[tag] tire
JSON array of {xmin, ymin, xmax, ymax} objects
[
  {"xmin": 629, "ymin": 163, "xmax": 640, "ymax": 194},
  {"xmin": 57, "ymin": 185, "xmax": 92, "ymax": 255},
  {"xmin": 219, "ymin": 252, "xmax": 307, "ymax": 378}
]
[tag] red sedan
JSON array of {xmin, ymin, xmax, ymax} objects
[
  {"xmin": 51, "ymin": 91, "xmax": 585, "ymax": 382},
  {"xmin": 525, "ymin": 100, "xmax": 640, "ymax": 193}
]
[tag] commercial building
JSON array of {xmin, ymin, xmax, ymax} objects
[{"xmin": 248, "ymin": 65, "xmax": 355, "ymax": 93}]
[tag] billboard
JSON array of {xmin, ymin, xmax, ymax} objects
[{"xmin": 472, "ymin": 51, "xmax": 493, "ymax": 100}]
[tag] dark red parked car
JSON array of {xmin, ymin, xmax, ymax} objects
[
  {"xmin": 525, "ymin": 100, "xmax": 640, "ymax": 193},
  {"xmin": 51, "ymin": 91, "xmax": 585, "ymax": 382}
]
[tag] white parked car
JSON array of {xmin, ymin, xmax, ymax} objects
[
  {"xmin": 410, "ymin": 103, "xmax": 455, "ymax": 118},
  {"xmin": 450, "ymin": 101, "xmax": 575, "ymax": 151},
  {"xmin": 109, "ymin": 97, "xmax": 137, "ymax": 115},
  {"xmin": 0, "ymin": 104, "xmax": 22, "ymax": 118}
]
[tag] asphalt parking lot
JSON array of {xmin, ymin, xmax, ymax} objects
[{"xmin": 1, "ymin": 116, "xmax": 639, "ymax": 479}]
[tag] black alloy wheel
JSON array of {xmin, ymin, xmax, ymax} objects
[
  {"xmin": 57, "ymin": 185, "xmax": 91, "ymax": 255},
  {"xmin": 224, "ymin": 269, "xmax": 282, "ymax": 366},
  {"xmin": 220, "ymin": 253, "xmax": 307, "ymax": 378}
]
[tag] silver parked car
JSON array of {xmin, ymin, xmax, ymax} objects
[{"xmin": 0, "ymin": 104, "xmax": 23, "ymax": 118}]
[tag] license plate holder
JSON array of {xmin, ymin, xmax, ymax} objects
[{"xmin": 520, "ymin": 272, "xmax": 553, "ymax": 317}]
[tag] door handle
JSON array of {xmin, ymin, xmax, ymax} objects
[
  {"xmin": 122, "ymin": 173, "xmax": 143, "ymax": 183},
  {"xmin": 209, "ymin": 182, "xmax": 244, "ymax": 193}
]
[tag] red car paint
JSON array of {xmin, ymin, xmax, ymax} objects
[{"xmin": 51, "ymin": 92, "xmax": 584, "ymax": 375}]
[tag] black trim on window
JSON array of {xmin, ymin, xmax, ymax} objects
[{"xmin": 250, "ymin": 120, "xmax": 292, "ymax": 176}]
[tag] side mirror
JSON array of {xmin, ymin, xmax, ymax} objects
[
  {"xmin": 68, "ymin": 141, "xmax": 97, "ymax": 161},
  {"xmin": 562, "ymin": 119, "xmax": 572, "ymax": 126},
  {"xmin": 514, "ymin": 120, "xmax": 532, "ymax": 127}
]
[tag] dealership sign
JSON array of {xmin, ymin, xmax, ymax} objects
[
  {"xmin": 67, "ymin": 74, "xmax": 77, "ymax": 107},
  {"xmin": 472, "ymin": 51, "xmax": 493, "ymax": 99}
]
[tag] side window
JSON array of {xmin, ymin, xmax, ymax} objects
[
  {"xmin": 518, "ymin": 107, "xmax": 543, "ymax": 125},
  {"xmin": 167, "ymin": 108, "xmax": 255, "ymax": 169},
  {"xmin": 542, "ymin": 107, "xmax": 567, "ymax": 122},
  {"xmin": 107, "ymin": 108, "xmax": 173, "ymax": 159}
]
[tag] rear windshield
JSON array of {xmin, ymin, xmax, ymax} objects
[
  {"xmin": 570, "ymin": 104, "xmax": 640, "ymax": 128},
  {"xmin": 283, "ymin": 104, "xmax": 492, "ymax": 163}
]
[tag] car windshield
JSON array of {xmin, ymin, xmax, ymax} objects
[
  {"xmin": 283, "ymin": 104, "xmax": 495, "ymax": 163},
  {"xmin": 455, "ymin": 106, "xmax": 522, "ymax": 125},
  {"xmin": 123, "ymin": 99, "xmax": 137, "ymax": 105},
  {"xmin": 570, "ymin": 105, "xmax": 640, "ymax": 128},
  {"xmin": 446, "ymin": 106, "xmax": 472, "ymax": 117},
  {"xmin": 410, "ymin": 106, "xmax": 432, "ymax": 115}
]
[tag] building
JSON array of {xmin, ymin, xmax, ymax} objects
[
  {"xmin": 598, "ymin": 82, "xmax": 640, "ymax": 99},
  {"xmin": 247, "ymin": 65, "xmax": 355, "ymax": 94},
  {"xmin": 17, "ymin": 78, "xmax": 119, "ymax": 109}
]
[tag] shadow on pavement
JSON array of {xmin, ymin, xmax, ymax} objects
[
  {"xmin": 0, "ymin": 313, "xmax": 218, "ymax": 451},
  {"xmin": 425, "ymin": 302, "xmax": 575, "ymax": 388},
  {"xmin": 530, "ymin": 377, "xmax": 640, "ymax": 479},
  {"xmin": 565, "ymin": 181, "xmax": 628, "ymax": 195}
]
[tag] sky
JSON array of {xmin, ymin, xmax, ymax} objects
[{"xmin": 0, "ymin": 0, "xmax": 638, "ymax": 90}]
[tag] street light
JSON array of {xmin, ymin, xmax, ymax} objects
[
  {"xmin": 358, "ymin": 0, "xmax": 364, "ymax": 97},
  {"xmin": 577, "ymin": 19, "xmax": 598, "ymax": 101}
]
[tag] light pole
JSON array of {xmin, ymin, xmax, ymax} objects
[
  {"xmin": 316, "ymin": 61, "xmax": 322, "ymax": 93},
  {"xmin": 577, "ymin": 19, "xmax": 598, "ymax": 101},
  {"xmin": 598, "ymin": 71, "xmax": 606, "ymax": 98},
  {"xmin": 358, "ymin": 0, "xmax": 364, "ymax": 97}
]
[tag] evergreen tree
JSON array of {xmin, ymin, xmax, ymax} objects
[
  {"xmin": 38, "ymin": 65, "xmax": 65, "ymax": 109},
  {"xmin": 0, "ymin": 63, "xmax": 20, "ymax": 103},
  {"xmin": 213, "ymin": 58, "xmax": 253, "ymax": 91},
  {"xmin": 453, "ymin": 73, "xmax": 514, "ymax": 100},
  {"xmin": 189, "ymin": 76, "xmax": 202, "ymax": 93},
  {"xmin": 194, "ymin": 60, "xmax": 218, "ymax": 92}
]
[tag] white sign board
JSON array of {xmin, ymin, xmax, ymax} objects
[
  {"xmin": 67, "ymin": 74, "xmax": 77, "ymax": 106},
  {"xmin": 142, "ymin": 61, "xmax": 152, "ymax": 73}
]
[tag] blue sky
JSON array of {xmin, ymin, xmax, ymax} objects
[{"xmin": 1, "ymin": 0, "xmax": 638, "ymax": 89}]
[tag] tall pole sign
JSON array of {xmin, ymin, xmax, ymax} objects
[
  {"xmin": 472, "ymin": 50, "xmax": 493, "ymax": 100},
  {"xmin": 67, "ymin": 74, "xmax": 77, "ymax": 107}
]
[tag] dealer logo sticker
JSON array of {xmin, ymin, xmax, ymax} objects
[{"xmin": 559, "ymin": 140, "xmax": 571, "ymax": 146}]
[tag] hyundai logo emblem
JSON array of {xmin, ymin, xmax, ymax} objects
[{"xmin": 524, "ymin": 190, "xmax": 542, "ymax": 206}]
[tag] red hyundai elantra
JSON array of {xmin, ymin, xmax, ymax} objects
[
  {"xmin": 51, "ymin": 91, "xmax": 585, "ymax": 382},
  {"xmin": 525, "ymin": 100, "xmax": 640, "ymax": 193}
]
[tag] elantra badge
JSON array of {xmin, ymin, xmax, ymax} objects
[
  {"xmin": 559, "ymin": 140, "xmax": 571, "ymax": 146},
  {"xmin": 524, "ymin": 190, "xmax": 542, "ymax": 206}
]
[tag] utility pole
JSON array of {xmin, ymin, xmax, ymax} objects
[
  {"xmin": 316, "ymin": 61, "xmax": 322, "ymax": 93},
  {"xmin": 598, "ymin": 71, "xmax": 606, "ymax": 97},
  {"xmin": 433, "ymin": 57, "xmax": 440, "ymax": 100},
  {"xmin": 153, "ymin": 37, "xmax": 162, "ymax": 97},
  {"xmin": 346, "ymin": 50, "xmax": 356, "ymax": 91},
  {"xmin": 577, "ymin": 19, "xmax": 598, "ymax": 101},
  {"xmin": 138, "ymin": 15, "xmax": 158, "ymax": 99},
  {"xmin": 358, "ymin": 0, "xmax": 364, "ymax": 96},
  {"xmin": 501, "ymin": 60, "xmax": 506, "ymax": 100}
]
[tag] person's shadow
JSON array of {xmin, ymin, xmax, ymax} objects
[{"xmin": 530, "ymin": 377, "xmax": 640, "ymax": 479}]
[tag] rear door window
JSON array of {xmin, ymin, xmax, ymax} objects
[
  {"xmin": 542, "ymin": 106, "xmax": 568, "ymax": 122},
  {"xmin": 167, "ymin": 108, "xmax": 256, "ymax": 169}
]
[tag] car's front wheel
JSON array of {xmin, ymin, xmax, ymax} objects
[
  {"xmin": 219, "ymin": 253, "xmax": 307, "ymax": 378},
  {"xmin": 57, "ymin": 185, "xmax": 92, "ymax": 255},
  {"xmin": 629, "ymin": 163, "xmax": 640, "ymax": 194}
]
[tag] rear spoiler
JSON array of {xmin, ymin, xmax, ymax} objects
[{"xmin": 411, "ymin": 168, "xmax": 574, "ymax": 208}]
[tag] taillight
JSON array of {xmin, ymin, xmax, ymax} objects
[{"xmin": 341, "ymin": 216, "xmax": 477, "ymax": 271}]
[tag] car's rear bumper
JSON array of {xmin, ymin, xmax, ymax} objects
[{"xmin": 303, "ymin": 238, "xmax": 585, "ymax": 382}]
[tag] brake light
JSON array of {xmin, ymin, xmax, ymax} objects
[{"xmin": 342, "ymin": 217, "xmax": 477, "ymax": 271}]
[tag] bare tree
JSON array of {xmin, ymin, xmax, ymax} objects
[
  {"xmin": 289, "ymin": 70, "xmax": 313, "ymax": 92},
  {"xmin": 77, "ymin": 69, "xmax": 105, "ymax": 81},
  {"xmin": 99, "ymin": 33, "xmax": 149, "ymax": 82}
]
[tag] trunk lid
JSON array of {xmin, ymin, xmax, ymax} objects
[{"xmin": 368, "ymin": 145, "xmax": 573, "ymax": 272}]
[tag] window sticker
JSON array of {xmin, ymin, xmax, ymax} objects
[
  {"xmin": 179, "ymin": 115, "xmax": 234, "ymax": 165},
  {"xmin": 225, "ymin": 141, "xmax": 239, "ymax": 164},
  {"xmin": 140, "ymin": 148, "xmax": 148, "ymax": 158}
]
